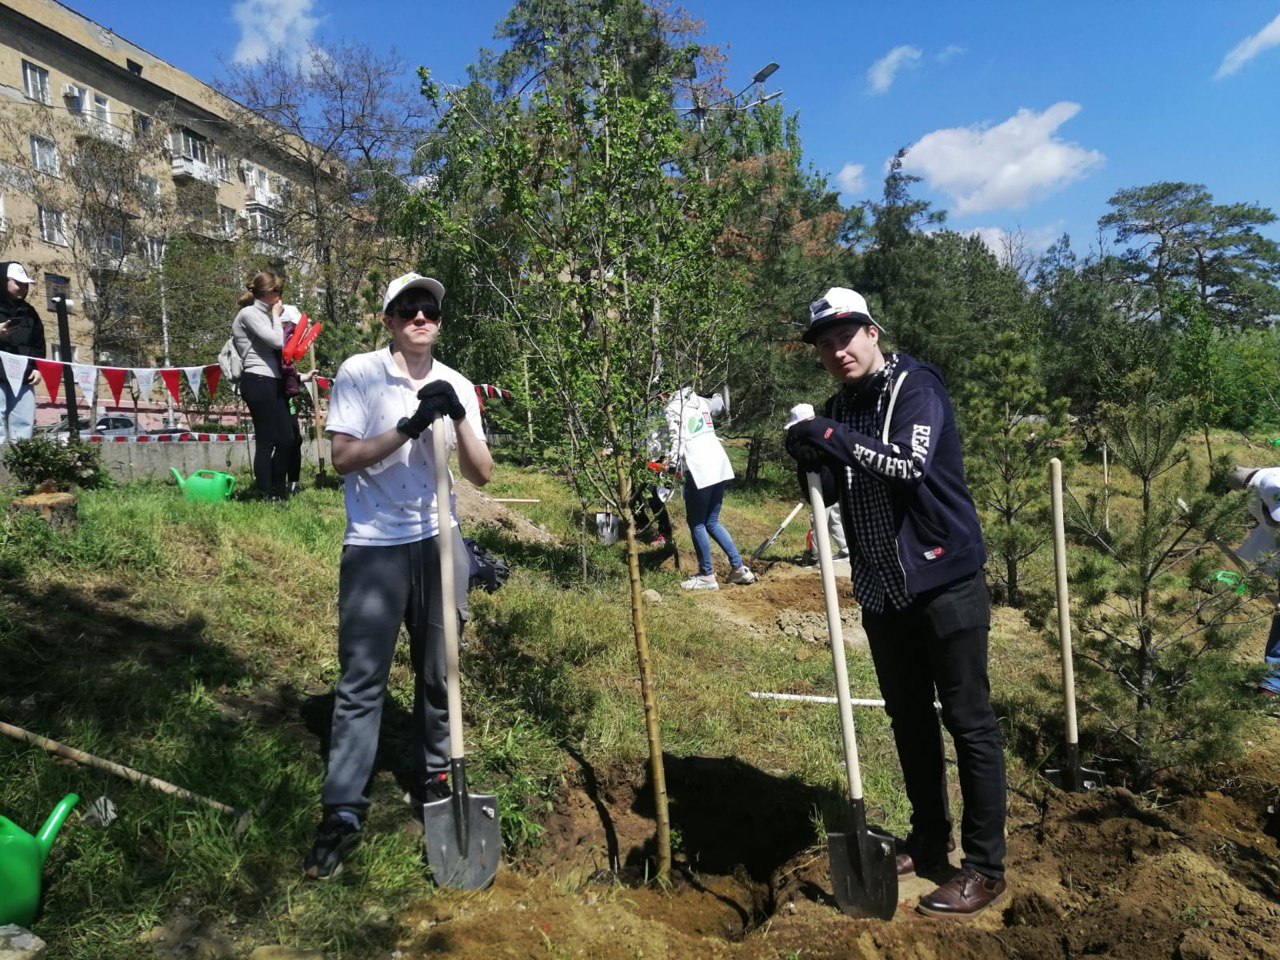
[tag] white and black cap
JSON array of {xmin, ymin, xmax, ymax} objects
[
  {"xmin": 803, "ymin": 286, "xmax": 884, "ymax": 344},
  {"xmin": 382, "ymin": 272, "xmax": 445, "ymax": 314}
]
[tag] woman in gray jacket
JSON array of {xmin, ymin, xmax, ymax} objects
[{"xmin": 232, "ymin": 271, "xmax": 293, "ymax": 499}]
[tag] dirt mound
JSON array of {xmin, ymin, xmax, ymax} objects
[
  {"xmin": 390, "ymin": 767, "xmax": 1280, "ymax": 960},
  {"xmin": 456, "ymin": 481, "xmax": 559, "ymax": 545}
]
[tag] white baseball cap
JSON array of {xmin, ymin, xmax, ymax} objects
[
  {"xmin": 382, "ymin": 272, "xmax": 445, "ymax": 314},
  {"xmin": 803, "ymin": 286, "xmax": 884, "ymax": 343},
  {"xmin": 6, "ymin": 263, "xmax": 33, "ymax": 285}
]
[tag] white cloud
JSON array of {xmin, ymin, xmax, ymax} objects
[
  {"xmin": 867, "ymin": 45, "xmax": 922, "ymax": 94},
  {"xmin": 232, "ymin": 0, "xmax": 321, "ymax": 64},
  {"xmin": 936, "ymin": 45, "xmax": 965, "ymax": 64},
  {"xmin": 901, "ymin": 102, "xmax": 1103, "ymax": 215},
  {"xmin": 963, "ymin": 223, "xmax": 1063, "ymax": 259},
  {"xmin": 835, "ymin": 163, "xmax": 866, "ymax": 195},
  {"xmin": 1215, "ymin": 12, "xmax": 1280, "ymax": 79}
]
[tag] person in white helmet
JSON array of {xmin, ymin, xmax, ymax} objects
[
  {"xmin": 0, "ymin": 262, "xmax": 46, "ymax": 442},
  {"xmin": 663, "ymin": 386, "xmax": 755, "ymax": 589}
]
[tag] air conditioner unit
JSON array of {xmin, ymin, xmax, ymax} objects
[{"xmin": 62, "ymin": 83, "xmax": 84, "ymax": 100}]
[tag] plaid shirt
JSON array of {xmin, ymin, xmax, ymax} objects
[{"xmin": 828, "ymin": 354, "xmax": 914, "ymax": 613}]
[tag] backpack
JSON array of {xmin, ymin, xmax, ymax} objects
[
  {"xmin": 464, "ymin": 538, "xmax": 511, "ymax": 593},
  {"xmin": 218, "ymin": 337, "xmax": 244, "ymax": 392}
]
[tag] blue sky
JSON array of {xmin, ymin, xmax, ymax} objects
[{"xmin": 69, "ymin": 0, "xmax": 1280, "ymax": 258}]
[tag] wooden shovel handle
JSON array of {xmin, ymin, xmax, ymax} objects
[{"xmin": 0, "ymin": 719, "xmax": 247, "ymax": 824}]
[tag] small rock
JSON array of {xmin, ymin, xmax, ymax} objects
[
  {"xmin": 794, "ymin": 648, "xmax": 812, "ymax": 662},
  {"xmin": 784, "ymin": 901, "xmax": 798, "ymax": 915},
  {"xmin": 0, "ymin": 925, "xmax": 46, "ymax": 960},
  {"xmin": 642, "ymin": 589, "xmax": 662, "ymax": 604}
]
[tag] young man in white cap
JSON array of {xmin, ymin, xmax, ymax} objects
[
  {"xmin": 304, "ymin": 272, "xmax": 493, "ymax": 880},
  {"xmin": 1229, "ymin": 466, "xmax": 1280, "ymax": 696},
  {"xmin": 0, "ymin": 262, "xmax": 46, "ymax": 442},
  {"xmin": 784, "ymin": 287, "xmax": 1007, "ymax": 917}
]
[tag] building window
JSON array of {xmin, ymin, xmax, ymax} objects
[
  {"xmin": 145, "ymin": 237, "xmax": 165, "ymax": 263},
  {"xmin": 30, "ymin": 135, "xmax": 60, "ymax": 176},
  {"xmin": 91, "ymin": 92, "xmax": 110, "ymax": 123},
  {"xmin": 133, "ymin": 112, "xmax": 152, "ymax": 137},
  {"xmin": 139, "ymin": 175, "xmax": 160, "ymax": 200},
  {"xmin": 247, "ymin": 208, "xmax": 280, "ymax": 242},
  {"xmin": 0, "ymin": 195, "xmax": 6, "ymax": 232},
  {"xmin": 214, "ymin": 151, "xmax": 231, "ymax": 181},
  {"xmin": 219, "ymin": 205, "xmax": 237, "ymax": 237},
  {"xmin": 104, "ymin": 227, "xmax": 126, "ymax": 256},
  {"xmin": 179, "ymin": 128, "xmax": 209, "ymax": 164},
  {"xmin": 22, "ymin": 61, "xmax": 50, "ymax": 104},
  {"xmin": 45, "ymin": 273, "xmax": 71, "ymax": 313},
  {"xmin": 38, "ymin": 206, "xmax": 67, "ymax": 245}
]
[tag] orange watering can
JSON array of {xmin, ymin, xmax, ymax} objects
[{"xmin": 0, "ymin": 794, "xmax": 78, "ymax": 927}]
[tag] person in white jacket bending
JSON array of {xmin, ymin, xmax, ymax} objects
[{"xmin": 664, "ymin": 387, "xmax": 755, "ymax": 590}]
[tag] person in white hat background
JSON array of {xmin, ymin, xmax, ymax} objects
[
  {"xmin": 1228, "ymin": 466, "xmax": 1280, "ymax": 696},
  {"xmin": 0, "ymin": 262, "xmax": 46, "ymax": 442},
  {"xmin": 304, "ymin": 272, "xmax": 493, "ymax": 880},
  {"xmin": 662, "ymin": 385, "xmax": 756, "ymax": 589},
  {"xmin": 784, "ymin": 287, "xmax": 1006, "ymax": 918}
]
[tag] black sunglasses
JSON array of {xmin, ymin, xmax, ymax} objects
[{"xmin": 391, "ymin": 301, "xmax": 441, "ymax": 321}]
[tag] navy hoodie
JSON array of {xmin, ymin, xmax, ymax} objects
[{"xmin": 809, "ymin": 352, "xmax": 985, "ymax": 602}]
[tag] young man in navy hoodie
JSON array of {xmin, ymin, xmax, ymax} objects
[{"xmin": 785, "ymin": 287, "xmax": 1007, "ymax": 918}]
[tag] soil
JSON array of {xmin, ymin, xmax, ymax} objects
[{"xmin": 372, "ymin": 494, "xmax": 1280, "ymax": 959}]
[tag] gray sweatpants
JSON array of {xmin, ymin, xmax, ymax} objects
[{"xmin": 321, "ymin": 529, "xmax": 470, "ymax": 813}]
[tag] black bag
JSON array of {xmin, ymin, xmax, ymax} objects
[{"xmin": 464, "ymin": 538, "xmax": 511, "ymax": 593}]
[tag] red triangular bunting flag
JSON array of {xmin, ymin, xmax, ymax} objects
[
  {"xmin": 35, "ymin": 359, "xmax": 63, "ymax": 402},
  {"xmin": 159, "ymin": 368, "xmax": 182, "ymax": 404},
  {"xmin": 102, "ymin": 367, "xmax": 128, "ymax": 405},
  {"xmin": 204, "ymin": 364, "xmax": 221, "ymax": 396},
  {"xmin": 316, "ymin": 376, "xmax": 332, "ymax": 393}
]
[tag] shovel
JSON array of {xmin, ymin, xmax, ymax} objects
[
  {"xmin": 1045, "ymin": 458, "xmax": 1105, "ymax": 792},
  {"xmin": 421, "ymin": 417, "xmax": 501, "ymax": 889},
  {"xmin": 806, "ymin": 470, "xmax": 897, "ymax": 919}
]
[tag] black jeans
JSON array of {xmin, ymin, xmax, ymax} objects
[
  {"xmin": 861, "ymin": 571, "xmax": 1006, "ymax": 879},
  {"xmin": 240, "ymin": 372, "xmax": 293, "ymax": 497}
]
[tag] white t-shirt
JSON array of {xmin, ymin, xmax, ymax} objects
[
  {"xmin": 326, "ymin": 348, "xmax": 486, "ymax": 546},
  {"xmin": 1237, "ymin": 467, "xmax": 1280, "ymax": 574}
]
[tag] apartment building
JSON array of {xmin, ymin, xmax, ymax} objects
[{"xmin": 0, "ymin": 0, "xmax": 299, "ymax": 365}]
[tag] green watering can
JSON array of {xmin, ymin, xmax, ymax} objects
[
  {"xmin": 170, "ymin": 468, "xmax": 236, "ymax": 502},
  {"xmin": 0, "ymin": 793, "xmax": 78, "ymax": 927}
]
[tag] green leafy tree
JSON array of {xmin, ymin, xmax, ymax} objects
[
  {"xmin": 961, "ymin": 332, "xmax": 1071, "ymax": 606},
  {"xmin": 1065, "ymin": 370, "xmax": 1256, "ymax": 786},
  {"xmin": 410, "ymin": 0, "xmax": 750, "ymax": 879},
  {"xmin": 1099, "ymin": 181, "xmax": 1280, "ymax": 331}
]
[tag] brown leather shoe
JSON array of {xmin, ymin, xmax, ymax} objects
[
  {"xmin": 916, "ymin": 865, "xmax": 1007, "ymax": 918},
  {"xmin": 895, "ymin": 835, "xmax": 956, "ymax": 877}
]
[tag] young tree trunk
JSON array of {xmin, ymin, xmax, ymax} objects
[
  {"xmin": 615, "ymin": 454, "xmax": 671, "ymax": 880},
  {"xmin": 745, "ymin": 434, "xmax": 763, "ymax": 484}
]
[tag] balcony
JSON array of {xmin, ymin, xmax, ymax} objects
[
  {"xmin": 171, "ymin": 156, "xmax": 219, "ymax": 184},
  {"xmin": 74, "ymin": 115, "xmax": 133, "ymax": 149},
  {"xmin": 245, "ymin": 183, "xmax": 283, "ymax": 210}
]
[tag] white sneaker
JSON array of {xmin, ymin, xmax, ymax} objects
[
  {"xmin": 727, "ymin": 565, "xmax": 756, "ymax": 585},
  {"xmin": 681, "ymin": 574, "xmax": 719, "ymax": 590}
]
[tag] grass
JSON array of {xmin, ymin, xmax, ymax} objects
[{"xmin": 0, "ymin": 428, "xmax": 1274, "ymax": 956}]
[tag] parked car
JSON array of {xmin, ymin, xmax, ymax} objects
[
  {"xmin": 86, "ymin": 415, "xmax": 140, "ymax": 439},
  {"xmin": 35, "ymin": 415, "xmax": 90, "ymax": 437}
]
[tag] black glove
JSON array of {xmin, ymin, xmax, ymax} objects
[
  {"xmin": 785, "ymin": 418, "xmax": 840, "ymax": 471},
  {"xmin": 397, "ymin": 382, "xmax": 465, "ymax": 439},
  {"xmin": 418, "ymin": 381, "xmax": 466, "ymax": 421},
  {"xmin": 796, "ymin": 462, "xmax": 839, "ymax": 507}
]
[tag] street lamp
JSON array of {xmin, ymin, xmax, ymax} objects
[{"xmin": 752, "ymin": 62, "xmax": 779, "ymax": 85}]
